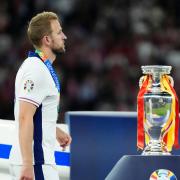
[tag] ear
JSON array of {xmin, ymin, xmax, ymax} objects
[{"xmin": 42, "ymin": 35, "xmax": 51, "ymax": 46}]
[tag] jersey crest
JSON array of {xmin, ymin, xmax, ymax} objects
[{"xmin": 24, "ymin": 80, "xmax": 34, "ymax": 92}]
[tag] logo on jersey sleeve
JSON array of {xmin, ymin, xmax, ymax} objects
[{"xmin": 24, "ymin": 80, "xmax": 34, "ymax": 92}]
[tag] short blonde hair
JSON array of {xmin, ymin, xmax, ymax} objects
[{"xmin": 27, "ymin": 11, "xmax": 59, "ymax": 47}]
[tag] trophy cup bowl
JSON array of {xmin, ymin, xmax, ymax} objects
[
  {"xmin": 140, "ymin": 65, "xmax": 173, "ymax": 155},
  {"xmin": 143, "ymin": 92, "xmax": 172, "ymax": 155}
]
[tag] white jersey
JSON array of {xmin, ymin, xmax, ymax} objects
[{"xmin": 10, "ymin": 56, "xmax": 60, "ymax": 165}]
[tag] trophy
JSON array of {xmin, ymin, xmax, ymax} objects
[{"xmin": 137, "ymin": 65, "xmax": 179, "ymax": 155}]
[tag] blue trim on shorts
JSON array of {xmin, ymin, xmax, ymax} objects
[
  {"xmin": 0, "ymin": 144, "xmax": 11, "ymax": 159},
  {"xmin": 0, "ymin": 144, "xmax": 70, "ymax": 166},
  {"xmin": 54, "ymin": 151, "xmax": 70, "ymax": 166}
]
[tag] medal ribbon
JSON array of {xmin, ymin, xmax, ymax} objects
[{"xmin": 28, "ymin": 50, "xmax": 60, "ymax": 93}]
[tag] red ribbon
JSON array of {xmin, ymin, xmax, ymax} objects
[{"xmin": 137, "ymin": 75, "xmax": 150, "ymax": 149}]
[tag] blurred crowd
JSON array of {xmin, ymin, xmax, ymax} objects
[{"xmin": 1, "ymin": 0, "xmax": 180, "ymax": 122}]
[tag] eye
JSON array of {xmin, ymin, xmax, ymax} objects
[{"xmin": 58, "ymin": 30, "xmax": 62, "ymax": 34}]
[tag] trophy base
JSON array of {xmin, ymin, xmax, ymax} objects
[{"xmin": 142, "ymin": 140, "xmax": 171, "ymax": 155}]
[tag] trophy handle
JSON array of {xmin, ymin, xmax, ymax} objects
[
  {"xmin": 168, "ymin": 75, "xmax": 174, "ymax": 87},
  {"xmin": 139, "ymin": 76, "xmax": 145, "ymax": 88}
]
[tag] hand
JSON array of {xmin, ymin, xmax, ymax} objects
[
  {"xmin": 20, "ymin": 165, "xmax": 34, "ymax": 180},
  {"xmin": 56, "ymin": 127, "xmax": 72, "ymax": 151}
]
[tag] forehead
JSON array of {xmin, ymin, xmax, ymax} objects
[{"xmin": 50, "ymin": 19, "xmax": 62, "ymax": 31}]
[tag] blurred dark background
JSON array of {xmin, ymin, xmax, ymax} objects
[{"xmin": 1, "ymin": 0, "xmax": 180, "ymax": 122}]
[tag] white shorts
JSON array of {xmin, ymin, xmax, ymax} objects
[{"xmin": 9, "ymin": 164, "xmax": 60, "ymax": 180}]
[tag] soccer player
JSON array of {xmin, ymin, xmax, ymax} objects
[{"xmin": 9, "ymin": 11, "xmax": 72, "ymax": 180}]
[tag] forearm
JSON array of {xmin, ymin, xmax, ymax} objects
[{"xmin": 19, "ymin": 116, "xmax": 34, "ymax": 165}]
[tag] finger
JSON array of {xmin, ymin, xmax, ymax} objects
[
  {"xmin": 20, "ymin": 175, "xmax": 25, "ymax": 180},
  {"xmin": 66, "ymin": 137, "xmax": 72, "ymax": 145},
  {"xmin": 60, "ymin": 144, "xmax": 66, "ymax": 151},
  {"xmin": 59, "ymin": 136, "xmax": 71, "ymax": 147}
]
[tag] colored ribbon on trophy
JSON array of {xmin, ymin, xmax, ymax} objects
[
  {"xmin": 161, "ymin": 75, "xmax": 180, "ymax": 150},
  {"xmin": 137, "ymin": 74, "xmax": 180, "ymax": 151},
  {"xmin": 137, "ymin": 75, "xmax": 151, "ymax": 149}
]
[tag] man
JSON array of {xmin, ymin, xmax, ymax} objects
[{"xmin": 9, "ymin": 11, "xmax": 72, "ymax": 180}]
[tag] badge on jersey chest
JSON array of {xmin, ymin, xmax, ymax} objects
[{"xmin": 24, "ymin": 80, "xmax": 34, "ymax": 92}]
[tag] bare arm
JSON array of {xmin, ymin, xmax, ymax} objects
[
  {"xmin": 19, "ymin": 101, "xmax": 37, "ymax": 180},
  {"xmin": 56, "ymin": 127, "xmax": 72, "ymax": 151}
]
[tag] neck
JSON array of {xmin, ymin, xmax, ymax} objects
[{"xmin": 37, "ymin": 47, "xmax": 56, "ymax": 63}]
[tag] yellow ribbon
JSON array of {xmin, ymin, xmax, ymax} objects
[{"xmin": 161, "ymin": 75, "xmax": 176, "ymax": 151}]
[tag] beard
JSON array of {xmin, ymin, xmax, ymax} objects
[
  {"xmin": 51, "ymin": 38, "xmax": 66, "ymax": 55},
  {"xmin": 51, "ymin": 44, "xmax": 66, "ymax": 56},
  {"xmin": 52, "ymin": 47, "xmax": 65, "ymax": 56}
]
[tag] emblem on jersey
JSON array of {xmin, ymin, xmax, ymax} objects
[{"xmin": 24, "ymin": 80, "xmax": 34, "ymax": 92}]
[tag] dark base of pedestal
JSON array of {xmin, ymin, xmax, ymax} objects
[{"xmin": 105, "ymin": 155, "xmax": 180, "ymax": 180}]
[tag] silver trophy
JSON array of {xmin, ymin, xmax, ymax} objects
[{"xmin": 139, "ymin": 65, "xmax": 173, "ymax": 155}]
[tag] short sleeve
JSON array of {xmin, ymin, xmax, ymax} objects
[{"xmin": 17, "ymin": 61, "xmax": 48, "ymax": 107}]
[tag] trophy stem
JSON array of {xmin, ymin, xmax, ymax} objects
[{"xmin": 142, "ymin": 139, "xmax": 171, "ymax": 155}]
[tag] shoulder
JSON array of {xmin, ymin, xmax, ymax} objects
[
  {"xmin": 23, "ymin": 57, "xmax": 45, "ymax": 69},
  {"xmin": 20, "ymin": 57, "xmax": 47, "ymax": 75},
  {"xmin": 16, "ymin": 57, "xmax": 50, "ymax": 88}
]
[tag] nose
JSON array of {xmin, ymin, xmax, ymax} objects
[{"xmin": 62, "ymin": 32, "xmax": 67, "ymax": 40}]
